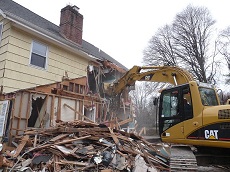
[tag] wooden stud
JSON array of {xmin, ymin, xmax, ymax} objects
[
  {"xmin": 25, "ymin": 92, "xmax": 31, "ymax": 131},
  {"xmin": 74, "ymin": 99, "xmax": 77, "ymax": 120},
  {"xmin": 16, "ymin": 92, "xmax": 24, "ymax": 135},
  {"xmin": 9, "ymin": 98, "xmax": 16, "ymax": 144},
  {"xmin": 50, "ymin": 95, "xmax": 55, "ymax": 127},
  {"xmin": 57, "ymin": 97, "xmax": 61, "ymax": 121}
]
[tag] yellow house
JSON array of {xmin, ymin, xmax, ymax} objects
[{"xmin": 0, "ymin": 0, "xmax": 127, "ymax": 94}]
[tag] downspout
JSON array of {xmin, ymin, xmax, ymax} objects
[{"xmin": 0, "ymin": 9, "xmax": 6, "ymax": 94}]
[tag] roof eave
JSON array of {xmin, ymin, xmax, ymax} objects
[{"xmin": 4, "ymin": 11, "xmax": 100, "ymax": 63}]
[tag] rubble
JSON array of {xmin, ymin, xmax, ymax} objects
[{"xmin": 0, "ymin": 120, "xmax": 170, "ymax": 172}]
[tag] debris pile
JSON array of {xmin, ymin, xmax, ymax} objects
[{"xmin": 0, "ymin": 120, "xmax": 170, "ymax": 171}]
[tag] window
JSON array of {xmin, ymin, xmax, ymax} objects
[
  {"xmin": 160, "ymin": 90, "xmax": 180, "ymax": 132},
  {"xmin": 199, "ymin": 87, "xmax": 218, "ymax": 106},
  {"xmin": 162, "ymin": 91, "xmax": 179, "ymax": 118},
  {"xmin": 0, "ymin": 23, "xmax": 3, "ymax": 45},
  {"xmin": 183, "ymin": 88, "xmax": 193, "ymax": 120},
  {"xmin": 159, "ymin": 84, "xmax": 193, "ymax": 134},
  {"xmin": 30, "ymin": 41, "xmax": 48, "ymax": 69}
]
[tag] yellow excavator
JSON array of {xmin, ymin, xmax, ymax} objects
[{"xmin": 108, "ymin": 65, "xmax": 230, "ymax": 149}]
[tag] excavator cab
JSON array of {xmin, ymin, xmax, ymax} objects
[
  {"xmin": 157, "ymin": 81, "xmax": 230, "ymax": 148},
  {"xmin": 158, "ymin": 83, "xmax": 193, "ymax": 136},
  {"xmin": 109, "ymin": 65, "xmax": 230, "ymax": 148}
]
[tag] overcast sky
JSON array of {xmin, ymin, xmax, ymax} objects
[{"xmin": 12, "ymin": 0, "xmax": 230, "ymax": 69}]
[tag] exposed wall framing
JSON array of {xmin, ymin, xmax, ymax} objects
[
  {"xmin": 0, "ymin": 64, "xmax": 136, "ymax": 144},
  {"xmin": 6, "ymin": 90, "xmax": 107, "ymax": 143}
]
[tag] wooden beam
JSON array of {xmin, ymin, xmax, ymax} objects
[
  {"xmin": 63, "ymin": 103, "xmax": 94, "ymax": 123},
  {"xmin": 16, "ymin": 92, "xmax": 24, "ymax": 135},
  {"xmin": 57, "ymin": 97, "xmax": 61, "ymax": 121},
  {"xmin": 119, "ymin": 118, "xmax": 133, "ymax": 126},
  {"xmin": 25, "ymin": 93, "xmax": 31, "ymax": 131},
  {"xmin": 50, "ymin": 95, "xmax": 55, "ymax": 126}
]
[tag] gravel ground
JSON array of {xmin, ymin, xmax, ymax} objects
[
  {"xmin": 143, "ymin": 136, "xmax": 230, "ymax": 172},
  {"xmin": 198, "ymin": 166, "xmax": 230, "ymax": 172}
]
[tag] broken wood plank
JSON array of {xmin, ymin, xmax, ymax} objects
[
  {"xmin": 58, "ymin": 160, "xmax": 89, "ymax": 166},
  {"xmin": 49, "ymin": 133, "xmax": 69, "ymax": 142},
  {"xmin": 55, "ymin": 135, "xmax": 92, "ymax": 145},
  {"xmin": 12, "ymin": 135, "xmax": 29, "ymax": 158},
  {"xmin": 119, "ymin": 118, "xmax": 133, "ymax": 126}
]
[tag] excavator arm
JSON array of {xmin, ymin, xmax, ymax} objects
[{"xmin": 111, "ymin": 65, "xmax": 194, "ymax": 95}]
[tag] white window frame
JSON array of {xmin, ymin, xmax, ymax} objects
[
  {"xmin": 29, "ymin": 40, "xmax": 48, "ymax": 70},
  {"xmin": 0, "ymin": 23, "xmax": 3, "ymax": 46}
]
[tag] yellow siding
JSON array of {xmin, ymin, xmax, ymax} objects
[
  {"xmin": 1, "ymin": 25, "xmax": 89, "ymax": 93},
  {"xmin": 0, "ymin": 18, "xmax": 11, "ymax": 88},
  {"xmin": 2, "ymin": 78, "xmax": 35, "ymax": 92}
]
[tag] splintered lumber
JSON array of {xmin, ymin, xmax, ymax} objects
[
  {"xmin": 10, "ymin": 135, "xmax": 29, "ymax": 158},
  {"xmin": 2, "ymin": 120, "xmax": 170, "ymax": 172}
]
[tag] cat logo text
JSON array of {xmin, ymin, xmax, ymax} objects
[{"xmin": 204, "ymin": 130, "xmax": 218, "ymax": 140}]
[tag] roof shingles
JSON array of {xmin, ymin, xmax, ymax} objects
[{"xmin": 0, "ymin": 0, "xmax": 127, "ymax": 70}]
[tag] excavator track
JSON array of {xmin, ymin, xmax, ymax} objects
[{"xmin": 170, "ymin": 145, "xmax": 197, "ymax": 172}]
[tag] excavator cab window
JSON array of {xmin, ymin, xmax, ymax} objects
[
  {"xmin": 159, "ymin": 84, "xmax": 193, "ymax": 134},
  {"xmin": 183, "ymin": 88, "xmax": 193, "ymax": 120},
  {"xmin": 159, "ymin": 88, "xmax": 180, "ymax": 132},
  {"xmin": 199, "ymin": 87, "xmax": 218, "ymax": 106}
]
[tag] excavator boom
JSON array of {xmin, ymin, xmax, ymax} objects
[{"xmin": 111, "ymin": 65, "xmax": 194, "ymax": 95}]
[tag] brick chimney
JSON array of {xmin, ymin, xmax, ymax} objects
[{"xmin": 60, "ymin": 5, "xmax": 83, "ymax": 45}]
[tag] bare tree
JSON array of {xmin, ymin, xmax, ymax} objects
[
  {"xmin": 143, "ymin": 25, "xmax": 177, "ymax": 66},
  {"xmin": 143, "ymin": 5, "xmax": 217, "ymax": 83},
  {"xmin": 129, "ymin": 82, "xmax": 159, "ymax": 129},
  {"xmin": 218, "ymin": 27, "xmax": 230, "ymax": 80},
  {"xmin": 218, "ymin": 27, "xmax": 230, "ymax": 65},
  {"xmin": 173, "ymin": 5, "xmax": 216, "ymax": 83},
  {"xmin": 129, "ymin": 82, "xmax": 156, "ymax": 115}
]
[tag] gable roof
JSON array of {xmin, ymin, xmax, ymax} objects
[{"xmin": 0, "ymin": 0, "xmax": 128, "ymax": 70}]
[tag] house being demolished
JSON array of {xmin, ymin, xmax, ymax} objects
[
  {"xmin": 0, "ymin": 0, "xmax": 136, "ymax": 143},
  {"xmin": 0, "ymin": 74, "xmax": 135, "ymax": 144},
  {"xmin": 0, "ymin": 1, "xmax": 173, "ymax": 172}
]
